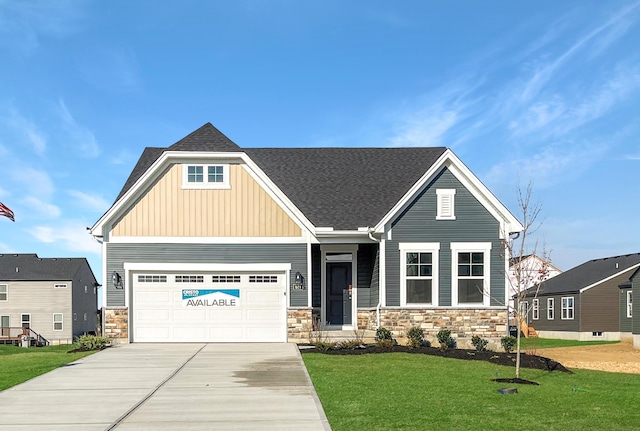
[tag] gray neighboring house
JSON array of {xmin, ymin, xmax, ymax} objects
[
  {"xmin": 622, "ymin": 268, "xmax": 640, "ymax": 349},
  {"xmin": 90, "ymin": 123, "xmax": 523, "ymax": 344},
  {"xmin": 0, "ymin": 254, "xmax": 99, "ymax": 344},
  {"xmin": 522, "ymin": 253, "xmax": 640, "ymax": 341}
]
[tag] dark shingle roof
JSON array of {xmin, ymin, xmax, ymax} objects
[
  {"xmin": 0, "ymin": 254, "xmax": 94, "ymax": 282},
  {"xmin": 113, "ymin": 123, "xmax": 448, "ymax": 229},
  {"xmin": 527, "ymin": 253, "xmax": 640, "ymax": 296}
]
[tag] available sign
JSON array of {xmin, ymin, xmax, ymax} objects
[{"xmin": 182, "ymin": 289, "xmax": 240, "ymax": 307}]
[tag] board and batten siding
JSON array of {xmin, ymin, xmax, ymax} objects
[
  {"xmin": 0, "ymin": 281, "xmax": 73, "ymax": 341},
  {"xmin": 385, "ymin": 167, "xmax": 504, "ymax": 307},
  {"xmin": 111, "ymin": 164, "xmax": 302, "ymax": 238},
  {"xmin": 106, "ymin": 243, "xmax": 308, "ymax": 307}
]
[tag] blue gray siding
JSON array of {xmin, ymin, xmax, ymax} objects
[
  {"xmin": 385, "ymin": 167, "xmax": 504, "ymax": 307},
  {"xmin": 71, "ymin": 263, "xmax": 99, "ymax": 337},
  {"xmin": 620, "ymin": 287, "xmax": 632, "ymax": 333},
  {"xmin": 312, "ymin": 245, "xmax": 321, "ymax": 307},
  {"xmin": 357, "ymin": 244, "xmax": 378, "ymax": 308},
  {"xmin": 633, "ymin": 273, "xmax": 640, "ymax": 335},
  {"xmin": 106, "ymin": 243, "xmax": 308, "ymax": 307},
  {"xmin": 527, "ymin": 294, "xmax": 580, "ymax": 332}
]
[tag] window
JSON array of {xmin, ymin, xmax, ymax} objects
[
  {"xmin": 451, "ymin": 243, "xmax": 491, "ymax": 306},
  {"xmin": 399, "ymin": 243, "xmax": 439, "ymax": 306},
  {"xmin": 182, "ymin": 164, "xmax": 230, "ymax": 189},
  {"xmin": 138, "ymin": 275, "xmax": 167, "ymax": 283},
  {"xmin": 21, "ymin": 314, "xmax": 30, "ymax": 329},
  {"xmin": 561, "ymin": 297, "xmax": 574, "ymax": 320},
  {"xmin": 53, "ymin": 313, "xmax": 63, "ymax": 331},
  {"xmin": 627, "ymin": 291, "xmax": 633, "ymax": 318},
  {"xmin": 547, "ymin": 298, "xmax": 554, "ymax": 320},
  {"xmin": 0, "ymin": 284, "xmax": 7, "ymax": 301},
  {"xmin": 436, "ymin": 189, "xmax": 456, "ymax": 220},
  {"xmin": 249, "ymin": 275, "xmax": 278, "ymax": 283},
  {"xmin": 54, "ymin": 283, "xmax": 67, "ymax": 289},
  {"xmin": 84, "ymin": 286, "xmax": 88, "ymax": 294},
  {"xmin": 532, "ymin": 299, "xmax": 539, "ymax": 320},
  {"xmin": 73, "ymin": 313, "xmax": 77, "ymax": 321},
  {"xmin": 1, "ymin": 315, "xmax": 9, "ymax": 336},
  {"xmin": 83, "ymin": 313, "xmax": 87, "ymax": 321},
  {"xmin": 592, "ymin": 331, "xmax": 603, "ymax": 337},
  {"xmin": 519, "ymin": 301, "xmax": 528, "ymax": 317},
  {"xmin": 175, "ymin": 275, "xmax": 204, "ymax": 283},
  {"xmin": 212, "ymin": 275, "xmax": 241, "ymax": 283}
]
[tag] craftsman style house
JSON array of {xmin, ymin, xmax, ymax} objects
[
  {"xmin": 523, "ymin": 253, "xmax": 640, "ymax": 341},
  {"xmin": 0, "ymin": 254, "xmax": 98, "ymax": 345},
  {"xmin": 90, "ymin": 123, "xmax": 523, "ymax": 343}
]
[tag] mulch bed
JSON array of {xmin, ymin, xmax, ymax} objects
[{"xmin": 300, "ymin": 344, "xmax": 572, "ymax": 374}]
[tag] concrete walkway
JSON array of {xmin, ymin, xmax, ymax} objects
[{"xmin": 0, "ymin": 343, "xmax": 331, "ymax": 430}]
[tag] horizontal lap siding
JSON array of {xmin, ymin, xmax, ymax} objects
[
  {"xmin": 633, "ymin": 275, "xmax": 640, "ymax": 335},
  {"xmin": 386, "ymin": 168, "xmax": 503, "ymax": 307},
  {"xmin": 106, "ymin": 243, "xmax": 308, "ymax": 307},
  {"xmin": 581, "ymin": 270, "xmax": 634, "ymax": 332},
  {"xmin": 529, "ymin": 294, "xmax": 580, "ymax": 332},
  {"xmin": 357, "ymin": 244, "xmax": 378, "ymax": 308},
  {"xmin": 620, "ymin": 287, "xmax": 632, "ymax": 333}
]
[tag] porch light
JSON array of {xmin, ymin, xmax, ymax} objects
[{"xmin": 112, "ymin": 271, "xmax": 123, "ymax": 289}]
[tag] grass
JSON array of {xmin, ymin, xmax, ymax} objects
[
  {"xmin": 303, "ymin": 352, "xmax": 640, "ymax": 431},
  {"xmin": 0, "ymin": 344, "xmax": 96, "ymax": 391},
  {"xmin": 518, "ymin": 337, "xmax": 619, "ymax": 350}
]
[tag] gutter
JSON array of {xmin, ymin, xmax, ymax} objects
[{"xmin": 368, "ymin": 228, "xmax": 382, "ymax": 329}]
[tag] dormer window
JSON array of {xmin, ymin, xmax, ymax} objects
[
  {"xmin": 436, "ymin": 189, "xmax": 456, "ymax": 220},
  {"xmin": 182, "ymin": 164, "xmax": 230, "ymax": 189}
]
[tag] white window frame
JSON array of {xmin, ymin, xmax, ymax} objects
[
  {"xmin": 0, "ymin": 284, "xmax": 7, "ymax": 301},
  {"xmin": 436, "ymin": 189, "xmax": 456, "ymax": 220},
  {"xmin": 547, "ymin": 298, "xmax": 554, "ymax": 320},
  {"xmin": 532, "ymin": 298, "xmax": 539, "ymax": 320},
  {"xmin": 627, "ymin": 291, "xmax": 633, "ymax": 318},
  {"xmin": 182, "ymin": 164, "xmax": 230, "ymax": 189},
  {"xmin": 450, "ymin": 242, "xmax": 491, "ymax": 306},
  {"xmin": 561, "ymin": 296, "xmax": 574, "ymax": 320},
  {"xmin": 53, "ymin": 313, "xmax": 63, "ymax": 331},
  {"xmin": 54, "ymin": 283, "xmax": 67, "ymax": 289},
  {"xmin": 399, "ymin": 243, "xmax": 440, "ymax": 307},
  {"xmin": 21, "ymin": 313, "xmax": 30, "ymax": 329}
]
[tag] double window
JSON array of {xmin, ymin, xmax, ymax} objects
[
  {"xmin": 451, "ymin": 243, "xmax": 491, "ymax": 306},
  {"xmin": 182, "ymin": 164, "xmax": 230, "ymax": 189},
  {"xmin": 561, "ymin": 297, "xmax": 574, "ymax": 320},
  {"xmin": 399, "ymin": 243, "xmax": 439, "ymax": 306}
]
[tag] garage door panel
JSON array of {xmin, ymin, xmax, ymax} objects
[{"xmin": 132, "ymin": 272, "xmax": 286, "ymax": 343}]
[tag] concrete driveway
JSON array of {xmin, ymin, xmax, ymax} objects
[{"xmin": 0, "ymin": 343, "xmax": 331, "ymax": 430}]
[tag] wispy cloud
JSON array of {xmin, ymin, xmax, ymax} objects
[
  {"xmin": 0, "ymin": 107, "xmax": 47, "ymax": 155},
  {"xmin": 8, "ymin": 165, "xmax": 55, "ymax": 199},
  {"xmin": 22, "ymin": 196, "xmax": 61, "ymax": 219},
  {"xmin": 31, "ymin": 219, "xmax": 100, "ymax": 255},
  {"xmin": 56, "ymin": 99, "xmax": 100, "ymax": 158},
  {"xmin": 66, "ymin": 190, "xmax": 110, "ymax": 212}
]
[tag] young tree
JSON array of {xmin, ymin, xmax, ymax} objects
[{"xmin": 504, "ymin": 182, "xmax": 552, "ymax": 379}]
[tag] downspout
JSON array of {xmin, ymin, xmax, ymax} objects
[{"xmin": 368, "ymin": 228, "xmax": 382, "ymax": 329}]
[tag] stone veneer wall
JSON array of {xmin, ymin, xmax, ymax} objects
[
  {"xmin": 287, "ymin": 308, "xmax": 318, "ymax": 343},
  {"xmin": 104, "ymin": 307, "xmax": 129, "ymax": 344}
]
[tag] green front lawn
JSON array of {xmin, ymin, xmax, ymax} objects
[
  {"xmin": 518, "ymin": 337, "xmax": 619, "ymax": 350},
  {"xmin": 0, "ymin": 344, "xmax": 95, "ymax": 391},
  {"xmin": 303, "ymin": 352, "xmax": 640, "ymax": 431}
]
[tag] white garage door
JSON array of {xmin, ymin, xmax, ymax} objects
[{"xmin": 132, "ymin": 272, "xmax": 287, "ymax": 342}]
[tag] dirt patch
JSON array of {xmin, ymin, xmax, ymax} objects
[
  {"xmin": 534, "ymin": 340, "xmax": 640, "ymax": 374},
  {"xmin": 300, "ymin": 345, "xmax": 571, "ymax": 373}
]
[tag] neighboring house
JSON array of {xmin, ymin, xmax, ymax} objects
[
  {"xmin": 89, "ymin": 123, "xmax": 523, "ymax": 344},
  {"xmin": 508, "ymin": 254, "xmax": 561, "ymax": 313},
  {"xmin": 0, "ymin": 254, "xmax": 99, "ymax": 344},
  {"xmin": 522, "ymin": 253, "xmax": 640, "ymax": 341},
  {"xmin": 618, "ymin": 275, "xmax": 633, "ymax": 341}
]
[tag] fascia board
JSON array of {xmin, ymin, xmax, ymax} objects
[
  {"xmin": 373, "ymin": 149, "xmax": 524, "ymax": 237},
  {"xmin": 579, "ymin": 263, "xmax": 640, "ymax": 293}
]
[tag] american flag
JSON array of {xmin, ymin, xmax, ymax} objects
[{"xmin": 0, "ymin": 202, "xmax": 15, "ymax": 222}]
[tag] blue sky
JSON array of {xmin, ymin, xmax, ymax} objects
[{"xmin": 1, "ymin": 0, "xmax": 639, "ymax": 286}]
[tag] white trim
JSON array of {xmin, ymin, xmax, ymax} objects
[
  {"xmin": 579, "ymin": 263, "xmax": 640, "ymax": 293},
  {"xmin": 0, "ymin": 283, "xmax": 7, "ymax": 301},
  {"xmin": 627, "ymin": 290, "xmax": 633, "ymax": 319},
  {"xmin": 374, "ymin": 150, "xmax": 523, "ymax": 238},
  {"xmin": 307, "ymin": 235, "xmax": 313, "ymax": 308},
  {"xmin": 547, "ymin": 297, "xmax": 555, "ymax": 320},
  {"xmin": 53, "ymin": 313, "xmax": 64, "ymax": 331},
  {"xmin": 21, "ymin": 313, "xmax": 30, "ymax": 328},
  {"xmin": 399, "ymin": 243, "xmax": 440, "ymax": 307},
  {"xmin": 450, "ymin": 242, "xmax": 492, "ymax": 307},
  {"xmin": 320, "ymin": 244, "xmax": 358, "ymax": 329},
  {"xmin": 181, "ymin": 163, "xmax": 230, "ymax": 189},
  {"xmin": 561, "ymin": 296, "xmax": 574, "ymax": 320},
  {"xmin": 436, "ymin": 189, "xmax": 456, "ymax": 220},
  {"xmin": 532, "ymin": 298, "xmax": 539, "ymax": 320},
  {"xmin": 109, "ymin": 236, "xmax": 307, "ymax": 244},
  {"xmin": 379, "ymin": 238, "xmax": 386, "ymax": 307}
]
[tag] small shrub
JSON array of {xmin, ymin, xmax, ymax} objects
[
  {"xmin": 75, "ymin": 334, "xmax": 111, "ymax": 351},
  {"xmin": 406, "ymin": 326, "xmax": 425, "ymax": 349},
  {"xmin": 501, "ymin": 335, "xmax": 517, "ymax": 353},
  {"xmin": 375, "ymin": 327, "xmax": 393, "ymax": 342},
  {"xmin": 376, "ymin": 338, "xmax": 394, "ymax": 350},
  {"xmin": 336, "ymin": 339, "xmax": 361, "ymax": 350},
  {"xmin": 314, "ymin": 340, "xmax": 337, "ymax": 352},
  {"xmin": 471, "ymin": 335, "xmax": 489, "ymax": 352},
  {"xmin": 436, "ymin": 329, "xmax": 456, "ymax": 350}
]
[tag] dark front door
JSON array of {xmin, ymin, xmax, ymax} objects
[{"xmin": 327, "ymin": 262, "xmax": 352, "ymax": 325}]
